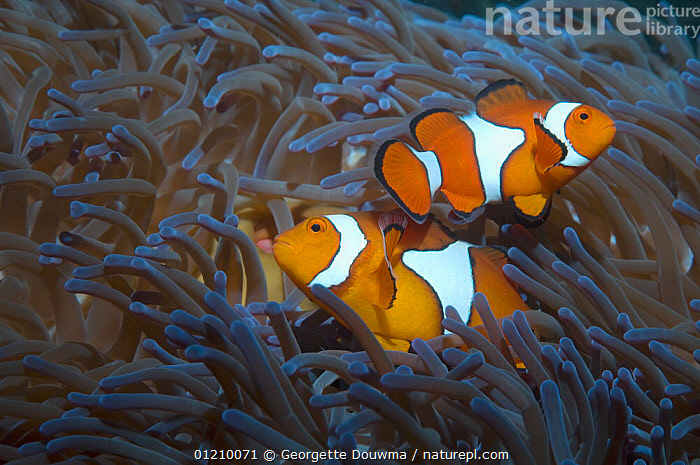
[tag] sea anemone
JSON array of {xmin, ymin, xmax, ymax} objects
[{"xmin": 0, "ymin": 0, "xmax": 698, "ymax": 464}]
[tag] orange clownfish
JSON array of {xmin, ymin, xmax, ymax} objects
[
  {"xmin": 272, "ymin": 209, "xmax": 528, "ymax": 351},
  {"xmin": 373, "ymin": 79, "xmax": 616, "ymax": 226}
]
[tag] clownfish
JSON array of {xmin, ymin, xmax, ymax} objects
[
  {"xmin": 373, "ymin": 79, "xmax": 616, "ymax": 226},
  {"xmin": 272, "ymin": 209, "xmax": 528, "ymax": 351}
]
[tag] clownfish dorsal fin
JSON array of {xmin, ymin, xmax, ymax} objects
[
  {"xmin": 470, "ymin": 246, "xmax": 508, "ymax": 270},
  {"xmin": 475, "ymin": 79, "xmax": 530, "ymax": 119},
  {"xmin": 511, "ymin": 192, "xmax": 553, "ymax": 226},
  {"xmin": 409, "ymin": 108, "xmax": 459, "ymax": 150},
  {"xmin": 533, "ymin": 112, "xmax": 567, "ymax": 173}
]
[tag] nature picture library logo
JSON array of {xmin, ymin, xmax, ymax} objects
[{"xmin": 485, "ymin": 1, "xmax": 700, "ymax": 38}]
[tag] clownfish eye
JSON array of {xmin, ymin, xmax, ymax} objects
[
  {"xmin": 306, "ymin": 217, "xmax": 327, "ymax": 234},
  {"xmin": 574, "ymin": 106, "xmax": 592, "ymax": 123}
]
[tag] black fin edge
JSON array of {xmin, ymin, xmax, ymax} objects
[
  {"xmin": 408, "ymin": 107, "xmax": 453, "ymax": 146},
  {"xmin": 508, "ymin": 195, "xmax": 553, "ymax": 228}
]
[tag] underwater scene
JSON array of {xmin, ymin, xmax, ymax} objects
[{"xmin": 0, "ymin": 0, "xmax": 698, "ymax": 463}]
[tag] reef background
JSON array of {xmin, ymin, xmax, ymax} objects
[{"xmin": 0, "ymin": 0, "xmax": 698, "ymax": 464}]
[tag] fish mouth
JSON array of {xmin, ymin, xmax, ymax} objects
[
  {"xmin": 600, "ymin": 124, "xmax": 616, "ymax": 142},
  {"xmin": 272, "ymin": 236, "xmax": 296, "ymax": 251}
]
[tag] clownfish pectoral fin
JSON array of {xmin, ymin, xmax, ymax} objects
[
  {"xmin": 475, "ymin": 79, "xmax": 529, "ymax": 119},
  {"xmin": 374, "ymin": 334, "xmax": 411, "ymax": 352},
  {"xmin": 378, "ymin": 209, "xmax": 409, "ymax": 267},
  {"xmin": 511, "ymin": 192, "xmax": 553, "ymax": 225},
  {"xmin": 533, "ymin": 112, "xmax": 566, "ymax": 174},
  {"xmin": 371, "ymin": 258, "xmax": 398, "ymax": 310},
  {"xmin": 442, "ymin": 190, "xmax": 486, "ymax": 221},
  {"xmin": 372, "ymin": 209, "xmax": 404, "ymax": 309},
  {"xmin": 374, "ymin": 139, "xmax": 441, "ymax": 223}
]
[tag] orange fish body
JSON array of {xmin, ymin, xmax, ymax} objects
[
  {"xmin": 272, "ymin": 209, "xmax": 527, "ymax": 351},
  {"xmin": 374, "ymin": 80, "xmax": 616, "ymax": 226}
]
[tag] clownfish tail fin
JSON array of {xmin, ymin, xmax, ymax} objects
[{"xmin": 374, "ymin": 139, "xmax": 442, "ymax": 224}]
